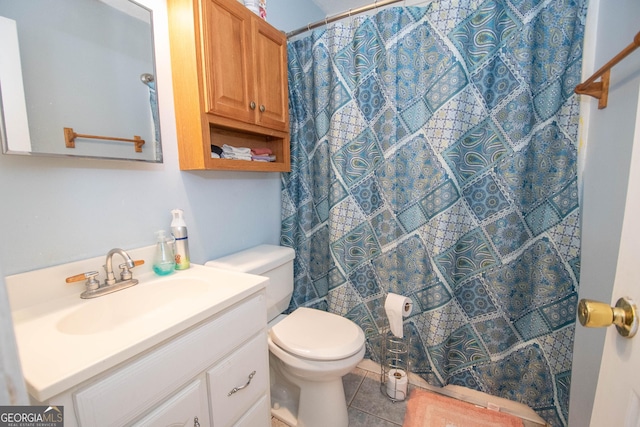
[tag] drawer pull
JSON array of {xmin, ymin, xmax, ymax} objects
[
  {"xmin": 227, "ymin": 370, "xmax": 256, "ymax": 396},
  {"xmin": 194, "ymin": 416, "xmax": 200, "ymax": 427}
]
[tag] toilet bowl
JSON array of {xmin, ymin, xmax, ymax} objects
[
  {"xmin": 268, "ymin": 308, "xmax": 365, "ymax": 427},
  {"xmin": 206, "ymin": 245, "xmax": 366, "ymax": 427}
]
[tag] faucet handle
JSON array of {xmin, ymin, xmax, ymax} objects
[
  {"xmin": 119, "ymin": 259, "xmax": 145, "ymax": 281},
  {"xmin": 66, "ymin": 271, "xmax": 100, "ymax": 292}
]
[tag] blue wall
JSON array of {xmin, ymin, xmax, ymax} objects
[
  {"xmin": 0, "ymin": 0, "xmax": 323, "ymax": 276},
  {"xmin": 267, "ymin": 0, "xmax": 324, "ymax": 33}
]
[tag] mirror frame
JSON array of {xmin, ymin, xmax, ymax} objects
[{"xmin": 0, "ymin": 0, "xmax": 163, "ymax": 163}]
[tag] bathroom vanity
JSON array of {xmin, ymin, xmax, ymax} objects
[{"xmin": 5, "ymin": 247, "xmax": 270, "ymax": 427}]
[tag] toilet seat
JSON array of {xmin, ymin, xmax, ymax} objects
[{"xmin": 270, "ymin": 308, "xmax": 365, "ymax": 361}]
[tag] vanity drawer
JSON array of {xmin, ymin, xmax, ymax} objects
[
  {"xmin": 74, "ymin": 292, "xmax": 265, "ymax": 427},
  {"xmin": 207, "ymin": 332, "xmax": 269, "ymax": 427},
  {"xmin": 131, "ymin": 378, "xmax": 209, "ymax": 427},
  {"xmin": 233, "ymin": 395, "xmax": 270, "ymax": 427}
]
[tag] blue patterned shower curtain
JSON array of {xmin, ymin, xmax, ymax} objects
[{"xmin": 281, "ymin": 1, "xmax": 586, "ymax": 426}]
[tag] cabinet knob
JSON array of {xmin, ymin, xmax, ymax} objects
[
  {"xmin": 193, "ymin": 416, "xmax": 200, "ymax": 427},
  {"xmin": 249, "ymin": 101, "xmax": 256, "ymax": 110},
  {"xmin": 259, "ymin": 104, "xmax": 266, "ymax": 112}
]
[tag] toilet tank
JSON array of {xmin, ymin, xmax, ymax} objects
[{"xmin": 205, "ymin": 245, "xmax": 295, "ymax": 322}]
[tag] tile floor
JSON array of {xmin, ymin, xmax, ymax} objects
[{"xmin": 271, "ymin": 361, "xmax": 548, "ymax": 427}]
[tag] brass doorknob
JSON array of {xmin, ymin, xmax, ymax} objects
[{"xmin": 578, "ymin": 297, "xmax": 638, "ymax": 338}]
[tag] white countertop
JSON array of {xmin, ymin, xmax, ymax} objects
[{"xmin": 5, "ymin": 247, "xmax": 268, "ymax": 401}]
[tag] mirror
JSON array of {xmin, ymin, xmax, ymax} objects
[{"xmin": 0, "ymin": 0, "xmax": 162, "ymax": 162}]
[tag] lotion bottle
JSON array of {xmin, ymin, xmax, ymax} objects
[{"xmin": 171, "ymin": 209, "xmax": 190, "ymax": 270}]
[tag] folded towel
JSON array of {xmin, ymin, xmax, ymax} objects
[
  {"xmin": 252, "ymin": 154, "xmax": 276, "ymax": 162},
  {"xmin": 251, "ymin": 147, "xmax": 273, "ymax": 156},
  {"xmin": 222, "ymin": 144, "xmax": 251, "ymax": 155},
  {"xmin": 222, "ymin": 152, "xmax": 252, "ymax": 160}
]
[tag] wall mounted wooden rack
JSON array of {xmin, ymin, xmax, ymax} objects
[
  {"xmin": 64, "ymin": 127, "xmax": 145, "ymax": 153},
  {"xmin": 575, "ymin": 31, "xmax": 640, "ymax": 109}
]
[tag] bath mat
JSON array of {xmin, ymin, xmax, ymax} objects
[{"xmin": 403, "ymin": 389, "xmax": 524, "ymax": 427}]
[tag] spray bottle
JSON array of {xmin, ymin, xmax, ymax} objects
[{"xmin": 171, "ymin": 209, "xmax": 190, "ymax": 270}]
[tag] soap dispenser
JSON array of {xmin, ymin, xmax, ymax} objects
[{"xmin": 153, "ymin": 230, "xmax": 175, "ymax": 276}]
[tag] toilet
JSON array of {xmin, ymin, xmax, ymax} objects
[{"xmin": 206, "ymin": 245, "xmax": 365, "ymax": 427}]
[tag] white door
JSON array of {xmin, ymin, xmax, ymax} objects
[{"xmin": 588, "ymin": 85, "xmax": 640, "ymax": 426}]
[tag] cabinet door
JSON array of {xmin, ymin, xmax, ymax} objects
[
  {"xmin": 202, "ymin": 0, "xmax": 254, "ymax": 123},
  {"xmin": 253, "ymin": 18, "xmax": 288, "ymax": 131},
  {"xmin": 207, "ymin": 332, "xmax": 269, "ymax": 426},
  {"xmin": 132, "ymin": 379, "xmax": 210, "ymax": 427},
  {"xmin": 233, "ymin": 396, "xmax": 270, "ymax": 427}
]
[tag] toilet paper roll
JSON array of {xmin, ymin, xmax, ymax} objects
[
  {"xmin": 386, "ymin": 368, "xmax": 408, "ymax": 400},
  {"xmin": 384, "ymin": 293, "xmax": 413, "ymax": 338}
]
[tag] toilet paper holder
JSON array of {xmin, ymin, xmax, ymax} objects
[{"xmin": 379, "ymin": 323, "xmax": 411, "ymax": 402}]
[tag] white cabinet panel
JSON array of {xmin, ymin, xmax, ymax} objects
[
  {"xmin": 132, "ymin": 379, "xmax": 210, "ymax": 427},
  {"xmin": 74, "ymin": 293, "xmax": 265, "ymax": 426},
  {"xmin": 208, "ymin": 332, "xmax": 269, "ymax": 426},
  {"xmin": 233, "ymin": 396, "xmax": 270, "ymax": 427}
]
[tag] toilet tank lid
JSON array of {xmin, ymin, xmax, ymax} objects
[{"xmin": 205, "ymin": 244, "xmax": 295, "ymax": 274}]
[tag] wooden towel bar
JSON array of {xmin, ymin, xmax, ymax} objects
[
  {"xmin": 64, "ymin": 127, "xmax": 145, "ymax": 153},
  {"xmin": 575, "ymin": 31, "xmax": 640, "ymax": 109}
]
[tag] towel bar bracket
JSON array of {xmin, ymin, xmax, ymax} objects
[
  {"xmin": 575, "ymin": 31, "xmax": 639, "ymax": 110},
  {"xmin": 575, "ymin": 69, "xmax": 610, "ymax": 109}
]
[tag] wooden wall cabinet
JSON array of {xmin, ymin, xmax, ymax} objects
[{"xmin": 169, "ymin": 0, "xmax": 290, "ymax": 172}]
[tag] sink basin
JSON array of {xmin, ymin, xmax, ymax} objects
[{"xmin": 57, "ymin": 276, "xmax": 213, "ymax": 335}]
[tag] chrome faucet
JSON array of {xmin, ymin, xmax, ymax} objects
[
  {"xmin": 105, "ymin": 248, "xmax": 136, "ymax": 286},
  {"xmin": 65, "ymin": 248, "xmax": 143, "ymax": 299}
]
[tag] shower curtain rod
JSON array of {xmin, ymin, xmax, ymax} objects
[{"xmin": 286, "ymin": 0, "xmax": 404, "ymax": 38}]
